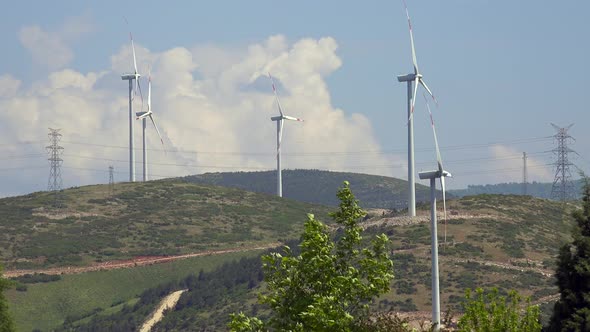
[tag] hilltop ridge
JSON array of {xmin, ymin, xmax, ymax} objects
[{"xmin": 183, "ymin": 169, "xmax": 439, "ymax": 209}]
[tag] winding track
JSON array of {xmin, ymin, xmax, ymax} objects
[{"xmin": 4, "ymin": 243, "xmax": 280, "ymax": 278}]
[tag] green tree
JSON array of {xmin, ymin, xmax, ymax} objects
[
  {"xmin": 0, "ymin": 264, "xmax": 15, "ymax": 332},
  {"xmin": 458, "ymin": 288, "xmax": 541, "ymax": 332},
  {"xmin": 548, "ymin": 177, "xmax": 590, "ymax": 331},
  {"xmin": 229, "ymin": 181, "xmax": 394, "ymax": 332}
]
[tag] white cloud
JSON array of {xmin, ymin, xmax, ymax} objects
[
  {"xmin": 0, "ymin": 34, "xmax": 403, "ymax": 196},
  {"xmin": 487, "ymin": 144, "xmax": 552, "ymax": 183},
  {"xmin": 19, "ymin": 25, "xmax": 73, "ymax": 70},
  {"xmin": 18, "ymin": 14, "xmax": 94, "ymax": 70},
  {"xmin": 0, "ymin": 75, "xmax": 21, "ymax": 98}
]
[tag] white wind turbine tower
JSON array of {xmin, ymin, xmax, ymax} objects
[
  {"xmin": 136, "ymin": 70, "xmax": 165, "ymax": 181},
  {"xmin": 121, "ymin": 31, "xmax": 142, "ymax": 182},
  {"xmin": 268, "ymin": 73, "xmax": 304, "ymax": 197},
  {"xmin": 418, "ymin": 93, "xmax": 450, "ymax": 331},
  {"xmin": 397, "ymin": 0, "xmax": 438, "ymax": 217}
]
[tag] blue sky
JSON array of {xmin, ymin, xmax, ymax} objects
[{"xmin": 0, "ymin": 0, "xmax": 588, "ymax": 196}]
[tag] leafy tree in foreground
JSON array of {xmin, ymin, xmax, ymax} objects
[
  {"xmin": 0, "ymin": 264, "xmax": 15, "ymax": 332},
  {"xmin": 548, "ymin": 177, "xmax": 590, "ymax": 331},
  {"xmin": 458, "ymin": 288, "xmax": 541, "ymax": 332},
  {"xmin": 229, "ymin": 181, "xmax": 394, "ymax": 332}
]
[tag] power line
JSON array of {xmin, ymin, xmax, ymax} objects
[{"xmin": 57, "ymin": 135, "xmax": 554, "ymax": 156}]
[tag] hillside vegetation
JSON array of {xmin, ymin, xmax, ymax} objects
[
  {"xmin": 6, "ymin": 251, "xmax": 263, "ymax": 332},
  {"xmin": 183, "ymin": 169, "xmax": 438, "ymax": 209},
  {"xmin": 0, "ymin": 180, "xmax": 331, "ymax": 269},
  {"xmin": 55, "ymin": 193, "xmax": 576, "ymax": 331}
]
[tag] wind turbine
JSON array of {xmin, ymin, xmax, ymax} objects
[
  {"xmin": 121, "ymin": 30, "xmax": 142, "ymax": 182},
  {"xmin": 397, "ymin": 0, "xmax": 438, "ymax": 217},
  {"xmin": 418, "ymin": 93, "xmax": 450, "ymax": 331},
  {"xmin": 268, "ymin": 73, "xmax": 303, "ymax": 197},
  {"xmin": 136, "ymin": 70, "xmax": 165, "ymax": 181}
]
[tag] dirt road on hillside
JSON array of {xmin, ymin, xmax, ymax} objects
[
  {"xmin": 4, "ymin": 243, "xmax": 280, "ymax": 278},
  {"xmin": 140, "ymin": 289, "xmax": 188, "ymax": 332},
  {"xmin": 360, "ymin": 212, "xmax": 498, "ymax": 229}
]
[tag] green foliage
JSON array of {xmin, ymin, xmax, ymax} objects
[
  {"xmin": 12, "ymin": 273, "xmax": 61, "ymax": 284},
  {"xmin": 458, "ymin": 288, "xmax": 541, "ymax": 332},
  {"xmin": 228, "ymin": 313, "xmax": 265, "ymax": 332},
  {"xmin": 0, "ymin": 265, "xmax": 15, "ymax": 332},
  {"xmin": 68, "ymin": 253, "xmax": 272, "ymax": 331},
  {"xmin": 229, "ymin": 181, "xmax": 394, "ymax": 332},
  {"xmin": 9, "ymin": 251, "xmax": 257, "ymax": 332},
  {"xmin": 548, "ymin": 177, "xmax": 590, "ymax": 331}
]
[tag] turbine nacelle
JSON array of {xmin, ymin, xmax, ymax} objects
[
  {"xmin": 418, "ymin": 170, "xmax": 452, "ymax": 180},
  {"xmin": 121, "ymin": 73, "xmax": 141, "ymax": 80},
  {"xmin": 397, "ymin": 73, "xmax": 421, "ymax": 82},
  {"xmin": 136, "ymin": 111, "xmax": 152, "ymax": 120},
  {"xmin": 271, "ymin": 115, "xmax": 304, "ymax": 122}
]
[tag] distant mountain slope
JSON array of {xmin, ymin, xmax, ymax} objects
[
  {"xmin": 0, "ymin": 180, "xmax": 331, "ymax": 270},
  {"xmin": 450, "ymin": 180, "xmax": 584, "ymax": 199},
  {"xmin": 182, "ymin": 169, "xmax": 437, "ymax": 209}
]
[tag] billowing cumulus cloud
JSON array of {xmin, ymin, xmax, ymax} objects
[
  {"xmin": 0, "ymin": 34, "xmax": 404, "ymax": 197},
  {"xmin": 19, "ymin": 15, "xmax": 94, "ymax": 70}
]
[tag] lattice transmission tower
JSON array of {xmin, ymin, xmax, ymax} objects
[
  {"xmin": 522, "ymin": 152, "xmax": 527, "ymax": 195},
  {"xmin": 108, "ymin": 165, "xmax": 115, "ymax": 197},
  {"xmin": 550, "ymin": 123, "xmax": 576, "ymax": 201},
  {"xmin": 47, "ymin": 128, "xmax": 64, "ymax": 208}
]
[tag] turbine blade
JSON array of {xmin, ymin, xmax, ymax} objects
[
  {"xmin": 402, "ymin": 0, "xmax": 419, "ymax": 74},
  {"xmin": 279, "ymin": 119, "xmax": 284, "ymax": 148},
  {"xmin": 147, "ymin": 73, "xmax": 151, "ymax": 113},
  {"xmin": 407, "ymin": 77, "xmax": 419, "ymax": 124},
  {"xmin": 148, "ymin": 114, "xmax": 165, "ymax": 147},
  {"xmin": 440, "ymin": 176, "xmax": 448, "ymax": 246},
  {"xmin": 268, "ymin": 73, "xmax": 284, "ymax": 116},
  {"xmin": 130, "ymin": 33, "xmax": 138, "ymax": 75},
  {"xmin": 423, "ymin": 93, "xmax": 443, "ymax": 173},
  {"xmin": 419, "ymin": 78, "xmax": 438, "ymax": 107},
  {"xmin": 137, "ymin": 78, "xmax": 144, "ymax": 113},
  {"xmin": 276, "ymin": 119, "xmax": 285, "ymax": 161},
  {"xmin": 283, "ymin": 115, "xmax": 304, "ymax": 122}
]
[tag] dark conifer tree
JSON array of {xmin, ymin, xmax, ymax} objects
[
  {"xmin": 0, "ymin": 265, "xmax": 15, "ymax": 332},
  {"xmin": 548, "ymin": 177, "xmax": 590, "ymax": 331}
]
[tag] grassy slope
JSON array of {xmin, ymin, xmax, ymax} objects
[
  {"xmin": 371, "ymin": 194, "xmax": 573, "ymax": 315},
  {"xmin": 0, "ymin": 180, "xmax": 331, "ymax": 269},
  {"xmin": 6, "ymin": 251, "xmax": 262, "ymax": 332},
  {"xmin": 149, "ymin": 194, "xmax": 574, "ymax": 330},
  {"xmin": 182, "ymin": 169, "xmax": 438, "ymax": 209},
  {"xmin": 0, "ymin": 175, "xmax": 575, "ymax": 330}
]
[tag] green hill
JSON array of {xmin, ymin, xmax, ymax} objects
[
  {"xmin": 1, "ymin": 179, "xmax": 334, "ymax": 331},
  {"xmin": 182, "ymin": 169, "xmax": 438, "ymax": 209},
  {"xmin": 0, "ymin": 179, "xmax": 331, "ymax": 270},
  {"xmin": 46, "ymin": 193, "xmax": 577, "ymax": 331}
]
